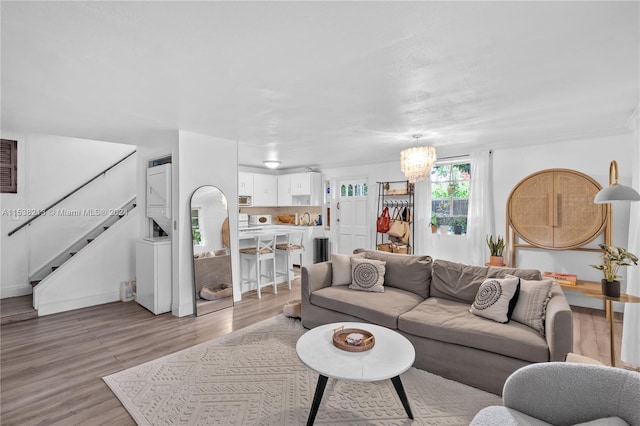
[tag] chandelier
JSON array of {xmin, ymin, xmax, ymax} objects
[{"xmin": 400, "ymin": 134, "xmax": 437, "ymax": 183}]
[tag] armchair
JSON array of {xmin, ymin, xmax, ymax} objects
[{"xmin": 470, "ymin": 362, "xmax": 640, "ymax": 426}]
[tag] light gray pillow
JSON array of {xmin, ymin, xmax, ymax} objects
[
  {"xmin": 509, "ymin": 276, "xmax": 553, "ymax": 335},
  {"xmin": 469, "ymin": 276, "xmax": 520, "ymax": 323},
  {"xmin": 349, "ymin": 257, "xmax": 386, "ymax": 293},
  {"xmin": 331, "ymin": 253, "xmax": 365, "ymax": 285},
  {"xmin": 331, "ymin": 253, "xmax": 353, "ymax": 285}
]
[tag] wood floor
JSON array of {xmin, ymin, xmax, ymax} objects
[{"xmin": 0, "ymin": 280, "xmax": 633, "ymax": 426}]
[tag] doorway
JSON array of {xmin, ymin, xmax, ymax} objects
[{"xmin": 335, "ymin": 178, "xmax": 369, "ymax": 254}]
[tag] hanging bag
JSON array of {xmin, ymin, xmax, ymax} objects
[
  {"xmin": 376, "ymin": 206, "xmax": 391, "ymax": 233},
  {"xmin": 388, "ymin": 207, "xmax": 407, "ymax": 238}
]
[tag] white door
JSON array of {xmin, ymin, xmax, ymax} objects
[{"xmin": 336, "ymin": 178, "xmax": 369, "ymax": 254}]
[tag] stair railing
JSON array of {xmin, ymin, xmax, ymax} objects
[{"xmin": 7, "ymin": 150, "xmax": 136, "ymax": 237}]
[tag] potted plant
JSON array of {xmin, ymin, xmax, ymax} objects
[
  {"xmin": 453, "ymin": 217, "xmax": 466, "ymax": 235},
  {"xmin": 431, "ymin": 213, "xmax": 438, "ymax": 233},
  {"xmin": 590, "ymin": 244, "xmax": 638, "ymax": 297},
  {"xmin": 486, "ymin": 235, "xmax": 505, "ymax": 266}
]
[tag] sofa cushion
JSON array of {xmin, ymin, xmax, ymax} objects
[
  {"xmin": 353, "ymin": 249, "xmax": 432, "ymax": 298},
  {"xmin": 469, "ymin": 276, "xmax": 521, "ymax": 323},
  {"xmin": 398, "ymin": 297, "xmax": 549, "ymax": 362},
  {"xmin": 349, "ymin": 257, "xmax": 385, "ymax": 293},
  {"xmin": 310, "ymin": 286, "xmax": 424, "ymax": 329},
  {"xmin": 431, "ymin": 259, "xmax": 542, "ymax": 304}
]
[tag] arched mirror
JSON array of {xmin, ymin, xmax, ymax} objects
[{"xmin": 190, "ymin": 185, "xmax": 233, "ymax": 316}]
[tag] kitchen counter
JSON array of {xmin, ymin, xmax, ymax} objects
[{"xmin": 238, "ymin": 225, "xmax": 326, "ymax": 268}]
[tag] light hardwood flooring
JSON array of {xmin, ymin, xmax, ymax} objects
[{"xmin": 0, "ymin": 281, "xmax": 633, "ymax": 426}]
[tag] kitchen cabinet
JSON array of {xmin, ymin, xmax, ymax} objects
[
  {"xmin": 253, "ymin": 174, "xmax": 278, "ymax": 206},
  {"xmin": 239, "ymin": 172, "xmax": 253, "ymax": 196},
  {"xmin": 279, "ymin": 172, "xmax": 321, "ymax": 206},
  {"xmin": 278, "ymin": 174, "xmax": 292, "ymax": 206}
]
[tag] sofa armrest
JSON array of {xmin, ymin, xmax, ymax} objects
[
  {"xmin": 544, "ymin": 285, "xmax": 573, "ymax": 361},
  {"xmin": 301, "ymin": 262, "xmax": 333, "ymax": 304}
]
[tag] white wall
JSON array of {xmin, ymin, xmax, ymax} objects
[
  {"xmin": 0, "ymin": 131, "xmax": 136, "ymax": 298},
  {"xmin": 322, "ymin": 132, "xmax": 635, "ymax": 310},
  {"xmin": 176, "ymin": 131, "xmax": 238, "ymax": 316}
]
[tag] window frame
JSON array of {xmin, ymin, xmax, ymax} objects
[
  {"xmin": 0, "ymin": 139, "xmax": 18, "ymax": 194},
  {"xmin": 430, "ymin": 160, "xmax": 471, "ymax": 235}
]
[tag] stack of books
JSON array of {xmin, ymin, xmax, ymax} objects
[{"xmin": 543, "ymin": 271, "xmax": 578, "ymax": 286}]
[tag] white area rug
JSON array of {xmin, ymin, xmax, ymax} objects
[{"xmin": 103, "ymin": 315, "xmax": 500, "ymax": 425}]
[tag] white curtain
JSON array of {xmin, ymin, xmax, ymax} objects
[
  {"xmin": 414, "ymin": 179, "xmax": 432, "ymax": 255},
  {"xmin": 467, "ymin": 150, "xmax": 495, "ymax": 266},
  {"xmin": 621, "ymin": 125, "xmax": 640, "ymax": 367}
]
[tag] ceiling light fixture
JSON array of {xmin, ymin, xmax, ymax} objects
[
  {"xmin": 400, "ymin": 134, "xmax": 437, "ymax": 183},
  {"xmin": 263, "ymin": 160, "xmax": 281, "ymax": 169},
  {"xmin": 594, "ymin": 160, "xmax": 640, "ymax": 203}
]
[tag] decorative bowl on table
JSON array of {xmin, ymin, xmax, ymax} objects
[{"xmin": 332, "ymin": 326, "xmax": 375, "ymax": 352}]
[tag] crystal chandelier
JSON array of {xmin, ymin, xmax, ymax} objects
[{"xmin": 400, "ymin": 134, "xmax": 437, "ymax": 183}]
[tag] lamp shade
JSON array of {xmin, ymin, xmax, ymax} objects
[{"xmin": 594, "ymin": 184, "xmax": 640, "ymax": 203}]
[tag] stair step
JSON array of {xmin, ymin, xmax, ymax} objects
[
  {"xmin": 0, "ymin": 295, "xmax": 37, "ymax": 325},
  {"xmin": 30, "ymin": 280, "xmax": 41, "ymax": 286}
]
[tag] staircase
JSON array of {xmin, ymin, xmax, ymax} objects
[
  {"xmin": 28, "ymin": 198, "xmax": 137, "ymax": 287},
  {"xmin": 1, "ymin": 199, "xmax": 138, "ymax": 324}
]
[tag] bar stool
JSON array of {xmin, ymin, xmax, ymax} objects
[
  {"xmin": 275, "ymin": 231, "xmax": 304, "ymax": 290},
  {"xmin": 239, "ymin": 234, "xmax": 277, "ymax": 299}
]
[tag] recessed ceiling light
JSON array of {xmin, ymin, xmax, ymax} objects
[{"xmin": 263, "ymin": 160, "xmax": 281, "ymax": 169}]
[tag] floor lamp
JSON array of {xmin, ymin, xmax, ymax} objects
[{"xmin": 593, "ymin": 160, "xmax": 640, "ymax": 366}]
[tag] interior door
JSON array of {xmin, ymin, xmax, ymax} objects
[{"xmin": 336, "ymin": 178, "xmax": 369, "ymax": 254}]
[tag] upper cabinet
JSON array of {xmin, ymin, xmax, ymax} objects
[
  {"xmin": 238, "ymin": 172, "xmax": 254, "ymax": 196},
  {"xmin": 283, "ymin": 172, "xmax": 321, "ymax": 206},
  {"xmin": 277, "ymin": 174, "xmax": 292, "ymax": 206},
  {"xmin": 241, "ymin": 171, "xmax": 322, "ymax": 206},
  {"xmin": 253, "ymin": 174, "xmax": 278, "ymax": 206}
]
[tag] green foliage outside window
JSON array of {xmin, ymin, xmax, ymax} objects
[{"xmin": 431, "ymin": 162, "xmax": 471, "ymax": 234}]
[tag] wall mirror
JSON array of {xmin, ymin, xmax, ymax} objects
[{"xmin": 190, "ymin": 185, "xmax": 233, "ymax": 316}]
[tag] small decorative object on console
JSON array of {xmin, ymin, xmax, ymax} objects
[{"xmin": 543, "ymin": 271, "xmax": 578, "ymax": 286}]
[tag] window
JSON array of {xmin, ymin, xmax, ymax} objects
[
  {"xmin": 191, "ymin": 209, "xmax": 204, "ymax": 245},
  {"xmin": 1, "ymin": 139, "xmax": 17, "ymax": 193},
  {"xmin": 340, "ymin": 181, "xmax": 367, "ymax": 198},
  {"xmin": 431, "ymin": 162, "xmax": 471, "ymax": 234}
]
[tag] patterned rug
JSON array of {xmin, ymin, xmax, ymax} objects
[{"xmin": 103, "ymin": 315, "xmax": 501, "ymax": 425}]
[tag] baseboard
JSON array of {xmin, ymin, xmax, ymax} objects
[
  {"xmin": 37, "ymin": 291, "xmax": 120, "ymax": 316},
  {"xmin": 1, "ymin": 284, "xmax": 33, "ymax": 299}
]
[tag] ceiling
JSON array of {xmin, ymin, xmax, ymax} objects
[{"xmin": 1, "ymin": 1, "xmax": 638, "ymax": 170}]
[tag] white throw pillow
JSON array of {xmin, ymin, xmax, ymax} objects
[
  {"xmin": 509, "ymin": 276, "xmax": 553, "ymax": 335},
  {"xmin": 469, "ymin": 276, "xmax": 520, "ymax": 323},
  {"xmin": 331, "ymin": 253, "xmax": 365, "ymax": 285},
  {"xmin": 331, "ymin": 253, "xmax": 353, "ymax": 285},
  {"xmin": 349, "ymin": 257, "xmax": 386, "ymax": 293}
]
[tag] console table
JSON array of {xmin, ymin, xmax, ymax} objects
[{"xmin": 559, "ymin": 280, "xmax": 640, "ymax": 367}]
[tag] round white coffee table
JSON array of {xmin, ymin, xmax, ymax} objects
[{"xmin": 296, "ymin": 322, "xmax": 416, "ymax": 425}]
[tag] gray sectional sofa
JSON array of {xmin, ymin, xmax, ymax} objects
[{"xmin": 301, "ymin": 249, "xmax": 573, "ymax": 395}]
